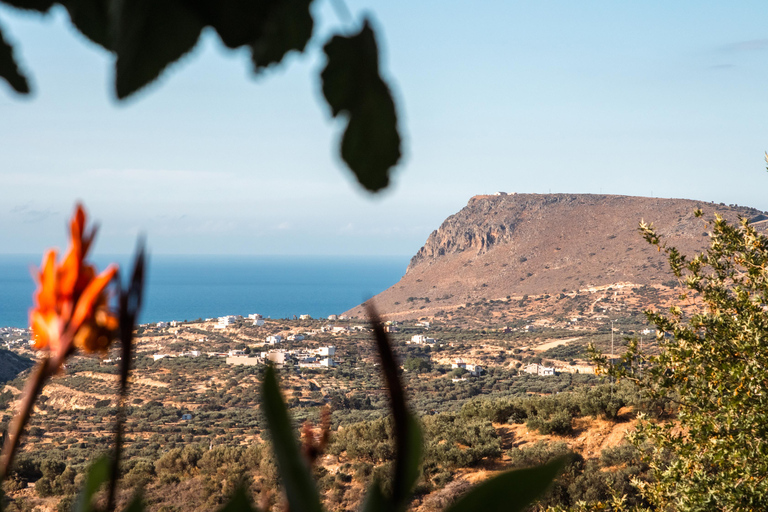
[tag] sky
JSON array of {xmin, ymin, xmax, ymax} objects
[{"xmin": 2, "ymin": 1, "xmax": 768, "ymax": 256}]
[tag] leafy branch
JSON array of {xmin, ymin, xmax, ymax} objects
[{"xmin": 0, "ymin": 0, "xmax": 401, "ymax": 192}]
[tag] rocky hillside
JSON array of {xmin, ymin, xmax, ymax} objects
[{"xmin": 346, "ymin": 193, "xmax": 767, "ymax": 319}]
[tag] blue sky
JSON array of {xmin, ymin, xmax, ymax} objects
[{"xmin": 2, "ymin": 1, "xmax": 768, "ymax": 256}]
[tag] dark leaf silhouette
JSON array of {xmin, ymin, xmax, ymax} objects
[
  {"xmin": 322, "ymin": 20, "xmax": 401, "ymax": 192},
  {"xmin": 0, "ymin": 0, "xmax": 54, "ymax": 12},
  {"xmin": 0, "ymin": 22, "xmax": 30, "ymax": 94},
  {"xmin": 248, "ymin": 0, "xmax": 313, "ymax": 71},
  {"xmin": 61, "ymin": 0, "xmax": 111, "ymax": 50},
  {"xmin": 112, "ymin": 0, "xmax": 204, "ymax": 99}
]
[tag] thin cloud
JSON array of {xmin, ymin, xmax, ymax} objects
[
  {"xmin": 720, "ymin": 39, "xmax": 768, "ymax": 52},
  {"xmin": 10, "ymin": 203, "xmax": 58, "ymax": 224}
]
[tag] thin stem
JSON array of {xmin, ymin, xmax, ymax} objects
[{"xmin": 0, "ymin": 357, "xmax": 52, "ymax": 481}]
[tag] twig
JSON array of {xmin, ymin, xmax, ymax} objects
[{"xmin": 106, "ymin": 243, "xmax": 145, "ymax": 511}]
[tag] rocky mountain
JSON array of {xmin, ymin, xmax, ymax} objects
[{"xmin": 345, "ymin": 193, "xmax": 767, "ymax": 320}]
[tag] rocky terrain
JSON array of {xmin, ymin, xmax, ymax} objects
[{"xmin": 345, "ymin": 193, "xmax": 767, "ymax": 320}]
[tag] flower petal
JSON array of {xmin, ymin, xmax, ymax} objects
[{"xmin": 70, "ymin": 264, "xmax": 117, "ymax": 333}]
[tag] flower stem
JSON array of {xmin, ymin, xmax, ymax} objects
[{"xmin": 0, "ymin": 356, "xmax": 52, "ymax": 482}]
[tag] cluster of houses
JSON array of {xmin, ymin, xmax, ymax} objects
[
  {"xmin": 1, "ymin": 327, "xmax": 29, "ymax": 348},
  {"xmin": 227, "ymin": 346, "xmax": 337, "ymax": 369}
]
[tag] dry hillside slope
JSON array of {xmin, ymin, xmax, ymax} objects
[{"xmin": 346, "ymin": 193, "xmax": 767, "ymax": 319}]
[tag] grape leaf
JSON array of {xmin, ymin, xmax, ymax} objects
[
  {"xmin": 112, "ymin": 0, "xmax": 204, "ymax": 99},
  {"xmin": 249, "ymin": 0, "xmax": 313, "ymax": 71},
  {"xmin": 61, "ymin": 0, "xmax": 111, "ymax": 50},
  {"xmin": 321, "ymin": 20, "xmax": 401, "ymax": 192}
]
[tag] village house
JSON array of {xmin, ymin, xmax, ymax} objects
[
  {"xmin": 410, "ymin": 334, "xmax": 436, "ymax": 345},
  {"xmin": 287, "ymin": 334, "xmax": 305, "ymax": 341},
  {"xmin": 523, "ymin": 363, "xmax": 556, "ymax": 376},
  {"xmin": 266, "ymin": 335, "xmax": 283, "ymax": 345}
]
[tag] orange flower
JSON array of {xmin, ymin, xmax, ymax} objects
[{"xmin": 29, "ymin": 204, "xmax": 118, "ymax": 358}]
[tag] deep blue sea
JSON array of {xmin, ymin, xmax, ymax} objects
[{"xmin": 0, "ymin": 255, "xmax": 409, "ymax": 328}]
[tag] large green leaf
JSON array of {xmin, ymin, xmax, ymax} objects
[
  {"xmin": 74, "ymin": 455, "xmax": 111, "ymax": 512},
  {"xmin": 0, "ymin": 22, "xmax": 30, "ymax": 94},
  {"xmin": 248, "ymin": 0, "xmax": 313, "ymax": 71},
  {"xmin": 61, "ymin": 0, "xmax": 111, "ymax": 50},
  {"xmin": 360, "ymin": 480, "xmax": 390, "ymax": 512},
  {"xmin": 218, "ymin": 485, "xmax": 258, "ymax": 512},
  {"xmin": 321, "ymin": 20, "xmax": 401, "ymax": 192},
  {"xmin": 111, "ymin": 0, "xmax": 204, "ymax": 99},
  {"xmin": 261, "ymin": 365, "xmax": 323, "ymax": 512},
  {"xmin": 444, "ymin": 457, "xmax": 565, "ymax": 512},
  {"xmin": 399, "ymin": 413, "xmax": 422, "ymax": 505},
  {"xmin": 122, "ymin": 491, "xmax": 145, "ymax": 512}
]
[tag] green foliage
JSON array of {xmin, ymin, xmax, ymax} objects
[
  {"xmin": 595, "ymin": 213, "xmax": 768, "ymax": 510},
  {"xmin": 0, "ymin": 0, "xmax": 400, "ymax": 192},
  {"xmin": 422, "ymin": 414, "xmax": 501, "ymax": 469}
]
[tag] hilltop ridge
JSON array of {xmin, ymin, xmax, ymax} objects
[{"xmin": 346, "ymin": 193, "xmax": 767, "ymax": 320}]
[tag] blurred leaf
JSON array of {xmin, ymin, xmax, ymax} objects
[
  {"xmin": 218, "ymin": 485, "xmax": 257, "ymax": 512},
  {"xmin": 0, "ymin": 0, "xmax": 54, "ymax": 12},
  {"xmin": 445, "ymin": 457, "xmax": 565, "ymax": 512},
  {"xmin": 112, "ymin": 0, "xmax": 203, "ymax": 99},
  {"xmin": 261, "ymin": 365, "xmax": 322, "ymax": 512},
  {"xmin": 249, "ymin": 0, "xmax": 313, "ymax": 71},
  {"xmin": 360, "ymin": 480, "xmax": 389, "ymax": 512},
  {"xmin": 0, "ymin": 22, "xmax": 30, "ymax": 94},
  {"xmin": 400, "ymin": 414, "xmax": 422, "ymax": 503},
  {"xmin": 61, "ymin": 0, "xmax": 111, "ymax": 49},
  {"xmin": 74, "ymin": 455, "xmax": 110, "ymax": 512},
  {"xmin": 321, "ymin": 19, "xmax": 401, "ymax": 192},
  {"xmin": 122, "ymin": 491, "xmax": 145, "ymax": 512}
]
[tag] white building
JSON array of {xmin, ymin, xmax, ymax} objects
[
  {"xmin": 316, "ymin": 346, "xmax": 335, "ymax": 357},
  {"xmin": 328, "ymin": 314, "xmax": 338, "ymax": 321},
  {"xmin": 215, "ymin": 316, "xmax": 240, "ymax": 329},
  {"xmin": 248, "ymin": 314, "xmax": 263, "ymax": 320},
  {"xmin": 452, "ymin": 358, "xmax": 467, "ymax": 369},
  {"xmin": 156, "ymin": 322, "xmax": 168, "ymax": 328},
  {"xmin": 253, "ymin": 319, "xmax": 265, "ymax": 327},
  {"xmin": 299, "ymin": 314, "xmax": 312, "ymax": 320},
  {"xmin": 287, "ymin": 334, "xmax": 305, "ymax": 341},
  {"xmin": 266, "ymin": 335, "xmax": 283, "ymax": 345},
  {"xmin": 411, "ymin": 334, "xmax": 436, "ymax": 345},
  {"xmin": 523, "ymin": 363, "xmax": 556, "ymax": 376}
]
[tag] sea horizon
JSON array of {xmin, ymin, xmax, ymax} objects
[{"xmin": 0, "ymin": 254, "xmax": 410, "ymax": 329}]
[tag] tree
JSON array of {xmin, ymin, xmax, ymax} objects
[
  {"xmin": 0, "ymin": 0, "xmax": 401, "ymax": 192},
  {"xmin": 595, "ymin": 210, "xmax": 768, "ymax": 510}
]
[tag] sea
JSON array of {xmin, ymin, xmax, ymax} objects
[{"xmin": 0, "ymin": 254, "xmax": 410, "ymax": 328}]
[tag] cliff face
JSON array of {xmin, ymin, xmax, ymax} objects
[{"xmin": 346, "ymin": 193, "xmax": 767, "ymax": 320}]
